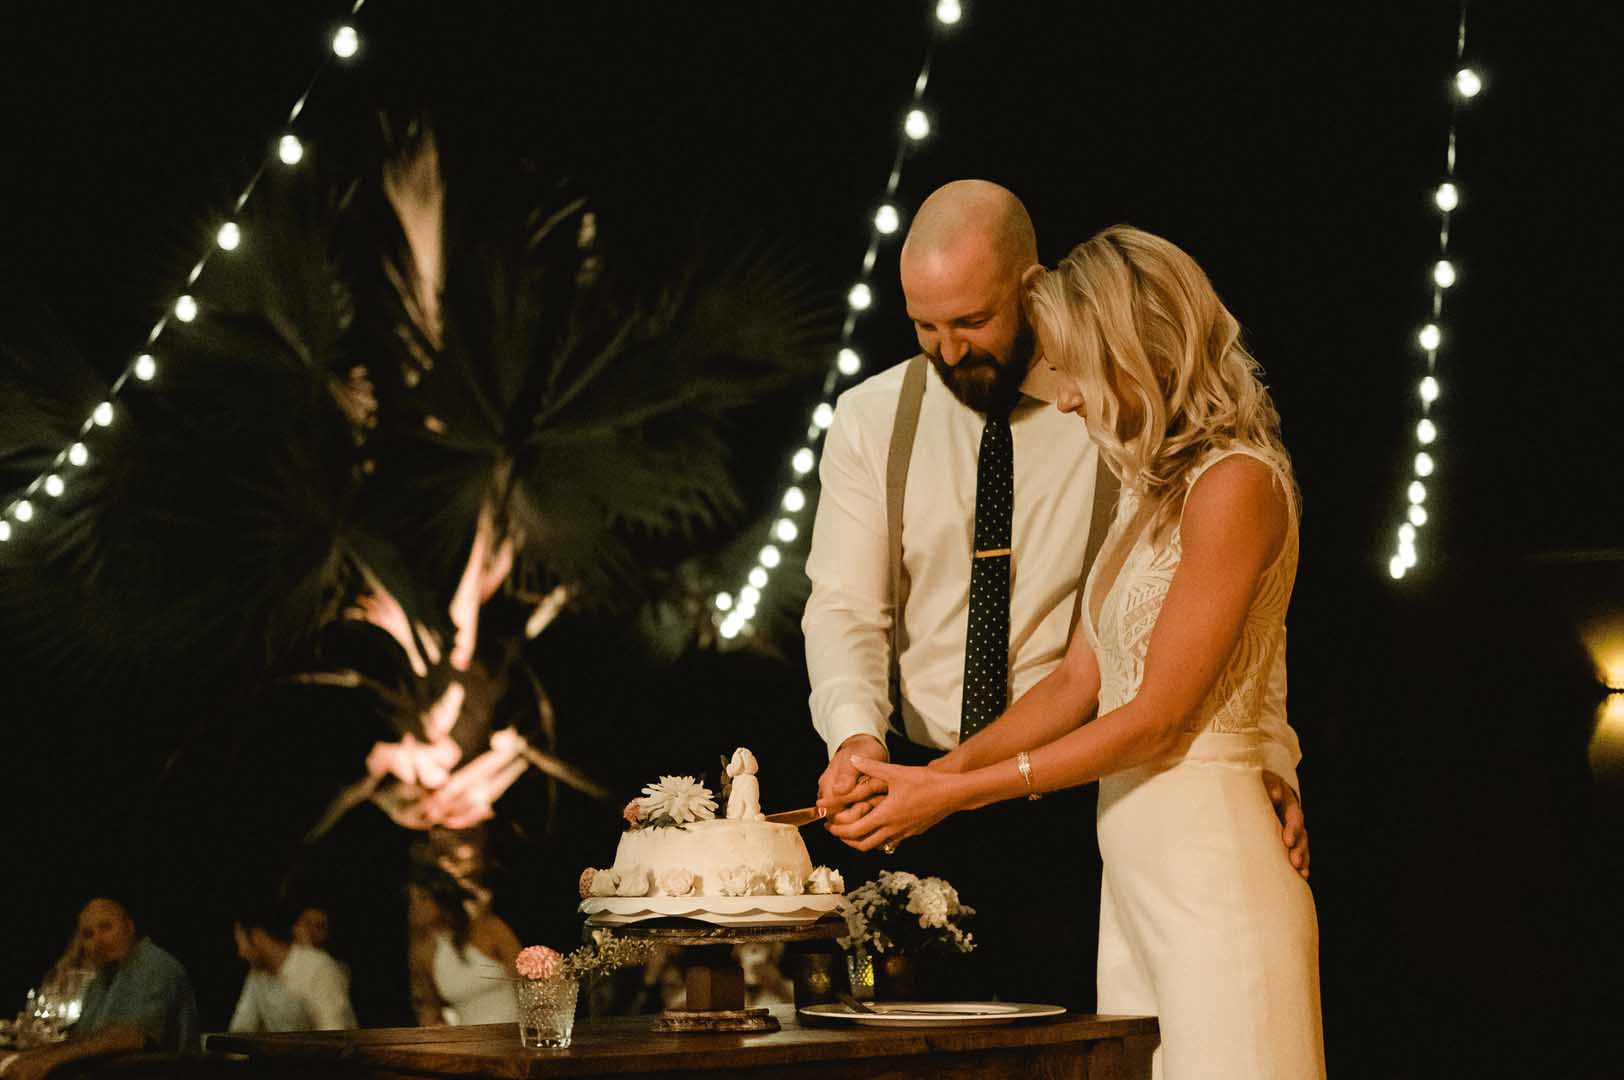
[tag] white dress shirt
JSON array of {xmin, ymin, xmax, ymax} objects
[
  {"xmin": 803, "ymin": 358, "xmax": 1303, "ymax": 794},
  {"xmin": 229, "ymin": 943, "xmax": 356, "ymax": 1033}
]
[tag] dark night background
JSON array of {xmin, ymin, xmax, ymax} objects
[{"xmin": 2, "ymin": 2, "xmax": 1621, "ymax": 1076}]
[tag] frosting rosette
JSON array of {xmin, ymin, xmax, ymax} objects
[
  {"xmin": 771, "ymin": 867, "xmax": 801, "ymax": 896},
  {"xmin": 614, "ymin": 867, "xmax": 651, "ymax": 897},
  {"xmin": 656, "ymin": 868, "xmax": 697, "ymax": 897},
  {"xmin": 515, "ymin": 945, "xmax": 563, "ymax": 980},
  {"xmin": 806, "ymin": 866, "xmax": 845, "ymax": 895},
  {"xmin": 588, "ymin": 869, "xmax": 620, "ymax": 897},
  {"xmin": 718, "ymin": 866, "xmax": 760, "ymax": 897}
]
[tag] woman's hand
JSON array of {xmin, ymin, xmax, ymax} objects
[{"xmin": 825, "ymin": 755, "xmax": 968, "ymax": 852}]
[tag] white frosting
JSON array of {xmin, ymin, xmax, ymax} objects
[{"xmin": 611, "ymin": 818, "xmax": 814, "ymax": 897}]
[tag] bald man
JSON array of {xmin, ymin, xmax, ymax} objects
[
  {"xmin": 1, "ymin": 898, "xmax": 199, "ymax": 1080},
  {"xmin": 801, "ymin": 181, "xmax": 1307, "ymax": 1007}
]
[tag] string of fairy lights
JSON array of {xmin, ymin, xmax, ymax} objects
[
  {"xmin": 1388, "ymin": 1, "xmax": 1479, "ymax": 581},
  {"xmin": 712, "ymin": 0, "xmax": 964, "ymax": 641},
  {"xmin": 0, "ymin": 2, "xmax": 370, "ymax": 547}
]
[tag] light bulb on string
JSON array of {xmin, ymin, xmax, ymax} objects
[
  {"xmin": 1419, "ymin": 376, "xmax": 1440, "ymax": 404},
  {"xmin": 1417, "ymin": 324, "xmax": 1441, "ymax": 351},
  {"xmin": 1408, "ymin": 504, "xmax": 1429, "ymax": 527},
  {"xmin": 174, "ymin": 295, "xmax": 198, "ymax": 322},
  {"xmin": 1389, "ymin": 555, "xmax": 1406, "ymax": 580},
  {"xmin": 740, "ymin": 585, "xmax": 761, "ymax": 606},
  {"xmin": 791, "ymin": 448, "xmax": 816, "ymax": 475},
  {"xmin": 216, "ymin": 222, "xmax": 241, "ymax": 251},
  {"xmin": 848, "ymin": 283, "xmax": 873, "ymax": 311},
  {"xmin": 935, "ymin": 0, "xmax": 962, "ymax": 25},
  {"xmin": 1433, "ymin": 260, "xmax": 1456, "ymax": 289},
  {"xmin": 874, "ymin": 204, "xmax": 900, "ymax": 235},
  {"xmin": 759, "ymin": 545, "xmax": 782, "ymax": 569},
  {"xmin": 332, "ymin": 26, "xmax": 359, "ymax": 58},
  {"xmin": 812, "ymin": 403, "xmax": 834, "ymax": 430},
  {"xmin": 0, "ymin": 521, "xmax": 10, "ymax": 543},
  {"xmin": 1400, "ymin": 543, "xmax": 1418, "ymax": 569},
  {"xmin": 1415, "ymin": 452, "xmax": 1435, "ymax": 477},
  {"xmin": 14, "ymin": 500, "xmax": 33, "ymax": 523},
  {"xmin": 714, "ymin": 593, "xmax": 733, "ymax": 612},
  {"xmin": 134, "ymin": 354, "xmax": 157, "ymax": 381},
  {"xmin": 68, "ymin": 443, "xmax": 88, "ymax": 467},
  {"xmin": 92, "ymin": 402, "xmax": 114, "ymax": 427},
  {"xmin": 278, "ymin": 134, "xmax": 305, "ymax": 165},
  {"xmin": 43, "ymin": 475, "xmax": 64, "ymax": 498},
  {"xmin": 1408, "ymin": 481, "xmax": 1427, "ymax": 505},
  {"xmin": 837, "ymin": 348, "xmax": 862, "ymax": 376},
  {"xmin": 904, "ymin": 109, "xmax": 931, "ymax": 141},
  {"xmin": 774, "ymin": 519, "xmax": 799, "ymax": 543},
  {"xmin": 748, "ymin": 567, "xmax": 768, "ymax": 589},
  {"xmin": 782, "ymin": 487, "xmax": 806, "ymax": 513},
  {"xmin": 1434, "ymin": 183, "xmax": 1459, "ymax": 212},
  {"xmin": 1417, "ymin": 419, "xmax": 1437, "ymax": 444},
  {"xmin": 1455, "ymin": 68, "xmax": 1482, "ymax": 98},
  {"xmin": 1399, "ymin": 523, "xmax": 1416, "ymax": 545},
  {"xmin": 719, "ymin": 617, "xmax": 742, "ymax": 640},
  {"xmin": 735, "ymin": 600, "xmax": 758, "ymax": 622}
]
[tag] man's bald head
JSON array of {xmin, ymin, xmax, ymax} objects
[
  {"xmin": 900, "ymin": 180, "xmax": 1038, "ymax": 280},
  {"xmin": 898, "ymin": 181, "xmax": 1040, "ymax": 414}
]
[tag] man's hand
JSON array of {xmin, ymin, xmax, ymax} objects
[
  {"xmin": 816, "ymin": 734, "xmax": 889, "ymax": 829},
  {"xmin": 1263, "ymin": 769, "xmax": 1310, "ymax": 879}
]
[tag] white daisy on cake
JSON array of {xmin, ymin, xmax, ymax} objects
[{"xmin": 636, "ymin": 775, "xmax": 718, "ymax": 825}]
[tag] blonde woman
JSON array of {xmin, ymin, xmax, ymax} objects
[{"xmin": 832, "ymin": 226, "xmax": 1324, "ymax": 1077}]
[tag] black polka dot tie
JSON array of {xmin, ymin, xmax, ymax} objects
[{"xmin": 960, "ymin": 410, "xmax": 1013, "ymax": 740}]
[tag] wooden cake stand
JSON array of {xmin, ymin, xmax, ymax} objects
[{"xmin": 593, "ymin": 918, "xmax": 845, "ymax": 1033}]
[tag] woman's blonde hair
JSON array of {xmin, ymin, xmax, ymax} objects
[{"xmin": 1028, "ymin": 225, "xmax": 1296, "ymax": 537}]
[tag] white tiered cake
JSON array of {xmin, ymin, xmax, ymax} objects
[{"xmin": 578, "ymin": 747, "xmax": 845, "ymax": 926}]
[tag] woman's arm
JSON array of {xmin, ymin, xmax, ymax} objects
[
  {"xmin": 832, "ymin": 455, "xmax": 1288, "ymax": 851},
  {"xmin": 408, "ymin": 934, "xmax": 446, "ymax": 1026},
  {"xmin": 471, "ymin": 913, "xmax": 521, "ymax": 973},
  {"xmin": 932, "ymin": 626, "xmax": 1101, "ymax": 774}
]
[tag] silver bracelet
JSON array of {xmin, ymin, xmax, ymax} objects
[{"xmin": 1016, "ymin": 751, "xmax": 1041, "ymax": 801}]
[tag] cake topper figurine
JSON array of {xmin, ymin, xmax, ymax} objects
[{"xmin": 724, "ymin": 747, "xmax": 763, "ymax": 820}]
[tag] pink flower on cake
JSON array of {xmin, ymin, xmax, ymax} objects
[
  {"xmin": 516, "ymin": 945, "xmax": 563, "ymax": 980},
  {"xmin": 578, "ymin": 868, "xmax": 598, "ymax": 899},
  {"xmin": 622, "ymin": 799, "xmax": 643, "ymax": 827}
]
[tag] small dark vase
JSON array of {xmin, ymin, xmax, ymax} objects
[{"xmin": 872, "ymin": 952, "xmax": 920, "ymax": 1002}]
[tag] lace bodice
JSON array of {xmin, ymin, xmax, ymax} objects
[{"xmin": 1082, "ymin": 448, "xmax": 1297, "ymax": 735}]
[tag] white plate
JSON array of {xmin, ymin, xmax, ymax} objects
[
  {"xmin": 799, "ymin": 1001, "xmax": 1066, "ymax": 1027},
  {"xmin": 579, "ymin": 894, "xmax": 848, "ymax": 927}
]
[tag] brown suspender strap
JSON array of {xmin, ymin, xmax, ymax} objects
[
  {"xmin": 1069, "ymin": 452, "xmax": 1123, "ymax": 637},
  {"xmin": 885, "ymin": 355, "xmax": 929, "ymax": 729}
]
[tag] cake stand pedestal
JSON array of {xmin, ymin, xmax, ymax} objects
[{"xmin": 593, "ymin": 919, "xmax": 844, "ymax": 1033}]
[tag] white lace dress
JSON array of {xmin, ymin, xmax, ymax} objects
[{"xmin": 1082, "ymin": 448, "xmax": 1325, "ymax": 1079}]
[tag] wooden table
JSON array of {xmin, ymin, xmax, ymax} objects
[{"xmin": 171, "ymin": 1006, "xmax": 1157, "ymax": 1079}]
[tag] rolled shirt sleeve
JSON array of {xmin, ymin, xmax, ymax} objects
[{"xmin": 802, "ymin": 393, "xmax": 895, "ymax": 759}]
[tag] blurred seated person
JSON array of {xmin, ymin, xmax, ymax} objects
[
  {"xmin": 291, "ymin": 906, "xmax": 332, "ymax": 952},
  {"xmin": 407, "ymin": 864, "xmax": 519, "ymax": 1025},
  {"xmin": 229, "ymin": 903, "xmax": 357, "ymax": 1032},
  {"xmin": 0, "ymin": 898, "xmax": 199, "ymax": 1080}
]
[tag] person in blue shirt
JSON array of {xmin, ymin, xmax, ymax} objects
[{"xmin": 0, "ymin": 898, "xmax": 199, "ymax": 1080}]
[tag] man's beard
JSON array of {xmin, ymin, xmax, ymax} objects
[{"xmin": 930, "ymin": 311, "xmax": 1034, "ymax": 416}]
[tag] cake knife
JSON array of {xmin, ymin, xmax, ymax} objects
[{"xmin": 762, "ymin": 805, "xmax": 828, "ymax": 827}]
